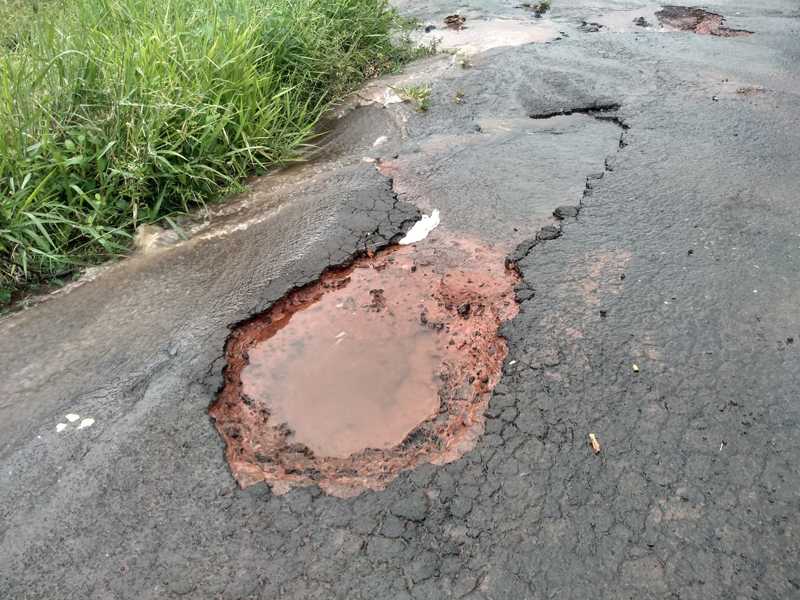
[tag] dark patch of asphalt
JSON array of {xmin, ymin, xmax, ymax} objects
[{"xmin": 1, "ymin": 1, "xmax": 799, "ymax": 598}]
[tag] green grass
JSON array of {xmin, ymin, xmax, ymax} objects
[
  {"xmin": 397, "ymin": 84, "xmax": 431, "ymax": 112},
  {"xmin": 521, "ymin": 1, "xmax": 550, "ymax": 16},
  {"xmin": 0, "ymin": 0, "xmax": 421, "ymax": 303}
]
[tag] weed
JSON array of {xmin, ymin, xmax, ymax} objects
[
  {"xmin": 454, "ymin": 51, "xmax": 472, "ymax": 69},
  {"xmin": 397, "ymin": 85, "xmax": 432, "ymax": 111},
  {"xmin": 522, "ymin": 1, "xmax": 551, "ymax": 17}
]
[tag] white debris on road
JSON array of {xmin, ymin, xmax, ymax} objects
[
  {"xmin": 381, "ymin": 89, "xmax": 403, "ymax": 106},
  {"xmin": 55, "ymin": 414, "xmax": 96, "ymax": 433},
  {"xmin": 399, "ymin": 209, "xmax": 440, "ymax": 245},
  {"xmin": 77, "ymin": 418, "xmax": 95, "ymax": 430}
]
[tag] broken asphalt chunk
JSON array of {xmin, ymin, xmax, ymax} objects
[
  {"xmin": 553, "ymin": 206, "xmax": 579, "ymax": 220},
  {"xmin": 536, "ymin": 225, "xmax": 561, "ymax": 241}
]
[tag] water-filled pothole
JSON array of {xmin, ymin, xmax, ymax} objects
[{"xmin": 210, "ymin": 232, "xmax": 518, "ymax": 497}]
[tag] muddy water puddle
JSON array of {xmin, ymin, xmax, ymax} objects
[
  {"xmin": 240, "ymin": 267, "xmax": 444, "ymax": 459},
  {"xmin": 415, "ymin": 18, "xmax": 560, "ymax": 53},
  {"xmin": 210, "ymin": 232, "xmax": 518, "ymax": 497}
]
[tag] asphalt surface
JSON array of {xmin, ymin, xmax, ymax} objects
[{"xmin": 2, "ymin": 1, "xmax": 799, "ymax": 598}]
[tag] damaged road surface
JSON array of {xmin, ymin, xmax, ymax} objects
[
  {"xmin": 212, "ymin": 234, "xmax": 518, "ymax": 497},
  {"xmin": 1, "ymin": 1, "xmax": 800, "ymax": 599}
]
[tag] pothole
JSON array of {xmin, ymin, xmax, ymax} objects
[
  {"xmin": 656, "ymin": 6, "xmax": 752, "ymax": 37},
  {"xmin": 578, "ymin": 5, "xmax": 752, "ymax": 36},
  {"xmin": 209, "ymin": 232, "xmax": 519, "ymax": 497}
]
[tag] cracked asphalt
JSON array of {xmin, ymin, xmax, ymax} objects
[{"xmin": 2, "ymin": 1, "xmax": 799, "ymax": 598}]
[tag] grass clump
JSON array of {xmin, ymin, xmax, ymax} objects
[
  {"xmin": 0, "ymin": 0, "xmax": 416, "ymax": 301},
  {"xmin": 397, "ymin": 84, "xmax": 431, "ymax": 111},
  {"xmin": 522, "ymin": 1, "xmax": 551, "ymax": 17}
]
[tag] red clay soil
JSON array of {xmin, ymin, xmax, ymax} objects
[
  {"xmin": 209, "ymin": 233, "xmax": 519, "ymax": 497},
  {"xmin": 656, "ymin": 6, "xmax": 752, "ymax": 37}
]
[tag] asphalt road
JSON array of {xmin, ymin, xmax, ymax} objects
[{"xmin": 1, "ymin": 1, "xmax": 799, "ymax": 598}]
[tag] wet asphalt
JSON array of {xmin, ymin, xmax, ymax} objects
[{"xmin": 1, "ymin": 1, "xmax": 799, "ymax": 598}]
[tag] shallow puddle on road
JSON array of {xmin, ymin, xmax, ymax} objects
[
  {"xmin": 584, "ymin": 6, "xmax": 663, "ymax": 33},
  {"xmin": 210, "ymin": 231, "xmax": 519, "ymax": 497},
  {"xmin": 415, "ymin": 18, "xmax": 560, "ymax": 54}
]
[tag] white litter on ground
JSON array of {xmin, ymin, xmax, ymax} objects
[
  {"xmin": 65, "ymin": 413, "xmax": 80, "ymax": 422},
  {"xmin": 373, "ymin": 135, "xmax": 388, "ymax": 147},
  {"xmin": 381, "ymin": 89, "xmax": 403, "ymax": 106},
  {"xmin": 399, "ymin": 209, "xmax": 440, "ymax": 245},
  {"xmin": 77, "ymin": 418, "xmax": 95, "ymax": 430},
  {"xmin": 56, "ymin": 423, "xmax": 67, "ymax": 433}
]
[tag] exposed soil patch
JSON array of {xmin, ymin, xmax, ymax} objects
[
  {"xmin": 210, "ymin": 233, "xmax": 518, "ymax": 497},
  {"xmin": 656, "ymin": 6, "xmax": 752, "ymax": 37}
]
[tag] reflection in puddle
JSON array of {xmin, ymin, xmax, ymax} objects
[{"xmin": 210, "ymin": 232, "xmax": 518, "ymax": 497}]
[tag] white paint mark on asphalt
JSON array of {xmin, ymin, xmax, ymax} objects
[
  {"xmin": 65, "ymin": 413, "xmax": 80, "ymax": 422},
  {"xmin": 77, "ymin": 418, "xmax": 95, "ymax": 430},
  {"xmin": 399, "ymin": 209, "xmax": 440, "ymax": 245},
  {"xmin": 56, "ymin": 423, "xmax": 68, "ymax": 433}
]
